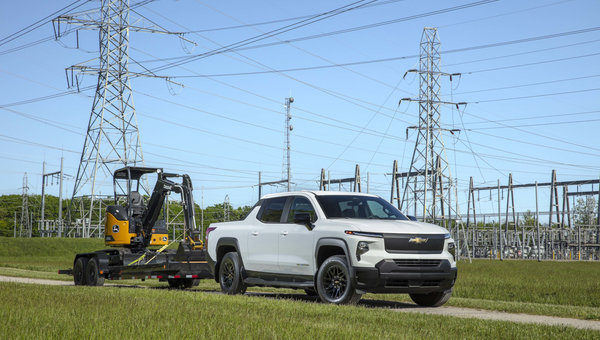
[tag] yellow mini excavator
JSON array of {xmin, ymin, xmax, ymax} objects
[{"xmin": 104, "ymin": 166, "xmax": 201, "ymax": 249}]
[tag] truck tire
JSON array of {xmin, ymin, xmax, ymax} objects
[
  {"xmin": 218, "ymin": 252, "xmax": 246, "ymax": 295},
  {"xmin": 409, "ymin": 289, "xmax": 452, "ymax": 307},
  {"xmin": 86, "ymin": 257, "xmax": 105, "ymax": 286},
  {"xmin": 73, "ymin": 257, "xmax": 89, "ymax": 286},
  {"xmin": 316, "ymin": 255, "xmax": 362, "ymax": 305},
  {"xmin": 304, "ymin": 288, "xmax": 318, "ymax": 296}
]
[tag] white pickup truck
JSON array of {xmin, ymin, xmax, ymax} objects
[{"xmin": 206, "ymin": 191, "xmax": 457, "ymax": 305}]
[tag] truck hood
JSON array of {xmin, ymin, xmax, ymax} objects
[{"xmin": 331, "ymin": 219, "xmax": 448, "ymax": 235}]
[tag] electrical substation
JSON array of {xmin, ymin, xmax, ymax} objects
[{"xmin": 5, "ymin": 0, "xmax": 599, "ymax": 262}]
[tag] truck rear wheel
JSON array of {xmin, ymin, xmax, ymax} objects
[
  {"xmin": 316, "ymin": 255, "xmax": 362, "ymax": 305},
  {"xmin": 73, "ymin": 257, "xmax": 88, "ymax": 286},
  {"xmin": 86, "ymin": 257, "xmax": 105, "ymax": 286},
  {"xmin": 409, "ymin": 290, "xmax": 452, "ymax": 307},
  {"xmin": 218, "ymin": 252, "xmax": 246, "ymax": 295}
]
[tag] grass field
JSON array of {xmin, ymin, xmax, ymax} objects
[
  {"xmin": 1, "ymin": 237, "xmax": 599, "ymax": 323},
  {"xmin": 1, "ymin": 282, "xmax": 597, "ymax": 339}
]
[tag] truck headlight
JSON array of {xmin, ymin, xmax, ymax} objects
[
  {"xmin": 448, "ymin": 242, "xmax": 456, "ymax": 261},
  {"xmin": 356, "ymin": 241, "xmax": 369, "ymax": 260}
]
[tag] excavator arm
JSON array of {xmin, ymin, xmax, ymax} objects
[{"xmin": 139, "ymin": 172, "xmax": 199, "ymax": 248}]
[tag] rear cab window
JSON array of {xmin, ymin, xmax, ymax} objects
[{"xmin": 257, "ymin": 197, "xmax": 288, "ymax": 223}]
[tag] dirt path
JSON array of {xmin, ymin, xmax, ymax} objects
[{"xmin": 2, "ymin": 275, "xmax": 599, "ymax": 331}]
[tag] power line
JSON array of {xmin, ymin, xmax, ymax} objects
[
  {"xmin": 164, "ymin": 37, "xmax": 600, "ymax": 79},
  {"xmin": 467, "ymin": 52, "xmax": 600, "ymax": 74},
  {"xmin": 469, "ymin": 117, "xmax": 600, "ymax": 130},
  {"xmin": 449, "ymin": 74, "xmax": 600, "ymax": 95},
  {"xmin": 473, "ymin": 87, "xmax": 600, "ymax": 103},
  {"xmin": 0, "ymin": 0, "xmax": 87, "ymax": 47},
  {"xmin": 464, "ymin": 109, "xmax": 600, "ymax": 125},
  {"xmin": 187, "ymin": 0, "xmax": 407, "ymax": 33},
  {"xmin": 150, "ymin": 0, "xmax": 378, "ymax": 73}
]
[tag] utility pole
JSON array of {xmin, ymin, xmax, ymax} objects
[
  {"xmin": 399, "ymin": 27, "xmax": 463, "ymax": 223},
  {"xmin": 283, "ymin": 97, "xmax": 294, "ymax": 191},
  {"xmin": 54, "ymin": 0, "xmax": 186, "ymax": 237},
  {"xmin": 41, "ymin": 159, "xmax": 65, "ymax": 237},
  {"xmin": 224, "ymin": 195, "xmax": 230, "ymax": 222}
]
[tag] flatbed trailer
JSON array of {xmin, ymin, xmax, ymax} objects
[{"xmin": 59, "ymin": 243, "xmax": 213, "ymax": 288}]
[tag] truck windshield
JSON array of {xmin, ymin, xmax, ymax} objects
[{"xmin": 316, "ymin": 195, "xmax": 409, "ymax": 220}]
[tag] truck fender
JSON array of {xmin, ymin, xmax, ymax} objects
[
  {"xmin": 213, "ymin": 238, "xmax": 246, "ymax": 282},
  {"xmin": 314, "ymin": 238, "xmax": 355, "ymax": 281}
]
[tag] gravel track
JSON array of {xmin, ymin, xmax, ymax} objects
[{"xmin": 2, "ymin": 275, "xmax": 599, "ymax": 331}]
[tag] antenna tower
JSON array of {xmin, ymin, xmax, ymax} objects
[{"xmin": 283, "ymin": 97, "xmax": 294, "ymax": 191}]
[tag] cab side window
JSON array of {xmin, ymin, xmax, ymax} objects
[
  {"xmin": 287, "ymin": 197, "xmax": 317, "ymax": 223},
  {"xmin": 258, "ymin": 197, "xmax": 287, "ymax": 223}
]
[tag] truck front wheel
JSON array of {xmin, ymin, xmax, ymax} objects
[
  {"xmin": 316, "ymin": 255, "xmax": 362, "ymax": 305},
  {"xmin": 409, "ymin": 290, "xmax": 452, "ymax": 307}
]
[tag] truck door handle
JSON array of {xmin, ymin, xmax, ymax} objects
[
  {"xmin": 280, "ymin": 231, "xmax": 288, "ymax": 236},
  {"xmin": 251, "ymin": 231, "xmax": 259, "ymax": 236}
]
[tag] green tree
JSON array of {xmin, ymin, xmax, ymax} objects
[{"xmin": 574, "ymin": 196, "xmax": 598, "ymax": 226}]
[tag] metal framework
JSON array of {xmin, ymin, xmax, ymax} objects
[
  {"xmin": 53, "ymin": 0, "xmax": 184, "ymax": 237},
  {"xmin": 319, "ymin": 165, "xmax": 362, "ymax": 192},
  {"xmin": 465, "ymin": 171, "xmax": 600, "ymax": 260},
  {"xmin": 19, "ymin": 173, "xmax": 31, "ymax": 237},
  {"xmin": 57, "ymin": 0, "xmax": 143, "ymax": 238},
  {"xmin": 398, "ymin": 27, "xmax": 461, "ymax": 224},
  {"xmin": 39, "ymin": 159, "xmax": 65, "ymax": 237}
]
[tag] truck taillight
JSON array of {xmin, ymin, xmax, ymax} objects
[{"xmin": 205, "ymin": 226, "xmax": 217, "ymax": 244}]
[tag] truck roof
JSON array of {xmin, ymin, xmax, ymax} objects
[{"xmin": 260, "ymin": 190, "xmax": 378, "ymax": 200}]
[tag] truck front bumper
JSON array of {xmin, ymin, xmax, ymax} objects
[{"xmin": 354, "ymin": 259, "xmax": 457, "ymax": 294}]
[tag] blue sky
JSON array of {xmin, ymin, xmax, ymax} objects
[{"xmin": 1, "ymin": 0, "xmax": 599, "ymax": 215}]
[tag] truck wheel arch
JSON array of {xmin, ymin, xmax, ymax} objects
[
  {"xmin": 315, "ymin": 238, "xmax": 355, "ymax": 279},
  {"xmin": 214, "ymin": 238, "xmax": 244, "ymax": 283}
]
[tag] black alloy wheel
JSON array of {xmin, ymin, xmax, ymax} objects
[
  {"xmin": 218, "ymin": 252, "xmax": 247, "ymax": 295},
  {"xmin": 316, "ymin": 255, "xmax": 362, "ymax": 305}
]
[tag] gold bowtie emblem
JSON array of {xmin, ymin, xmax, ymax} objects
[{"xmin": 409, "ymin": 237, "xmax": 429, "ymax": 244}]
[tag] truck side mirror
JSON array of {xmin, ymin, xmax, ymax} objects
[
  {"xmin": 294, "ymin": 213, "xmax": 313, "ymax": 230},
  {"xmin": 407, "ymin": 215, "xmax": 418, "ymax": 221}
]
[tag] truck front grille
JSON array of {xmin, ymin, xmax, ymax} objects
[{"xmin": 384, "ymin": 234, "xmax": 445, "ymax": 254}]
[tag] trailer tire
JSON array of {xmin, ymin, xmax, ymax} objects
[
  {"xmin": 168, "ymin": 279, "xmax": 183, "ymax": 289},
  {"xmin": 218, "ymin": 252, "xmax": 246, "ymax": 295},
  {"xmin": 183, "ymin": 279, "xmax": 200, "ymax": 289},
  {"xmin": 73, "ymin": 257, "xmax": 89, "ymax": 286},
  {"xmin": 86, "ymin": 257, "xmax": 105, "ymax": 286}
]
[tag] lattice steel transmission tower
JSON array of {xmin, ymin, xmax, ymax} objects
[
  {"xmin": 54, "ymin": 0, "xmax": 185, "ymax": 237},
  {"xmin": 19, "ymin": 173, "xmax": 30, "ymax": 237},
  {"xmin": 399, "ymin": 27, "xmax": 463, "ymax": 224},
  {"xmin": 283, "ymin": 97, "xmax": 294, "ymax": 191}
]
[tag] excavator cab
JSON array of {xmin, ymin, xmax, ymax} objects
[{"xmin": 105, "ymin": 167, "xmax": 169, "ymax": 248}]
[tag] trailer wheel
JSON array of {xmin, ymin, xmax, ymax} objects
[
  {"xmin": 168, "ymin": 279, "xmax": 183, "ymax": 289},
  {"xmin": 73, "ymin": 257, "xmax": 89, "ymax": 286},
  {"xmin": 218, "ymin": 252, "xmax": 246, "ymax": 295},
  {"xmin": 86, "ymin": 257, "xmax": 105, "ymax": 286},
  {"xmin": 183, "ymin": 279, "xmax": 200, "ymax": 289}
]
